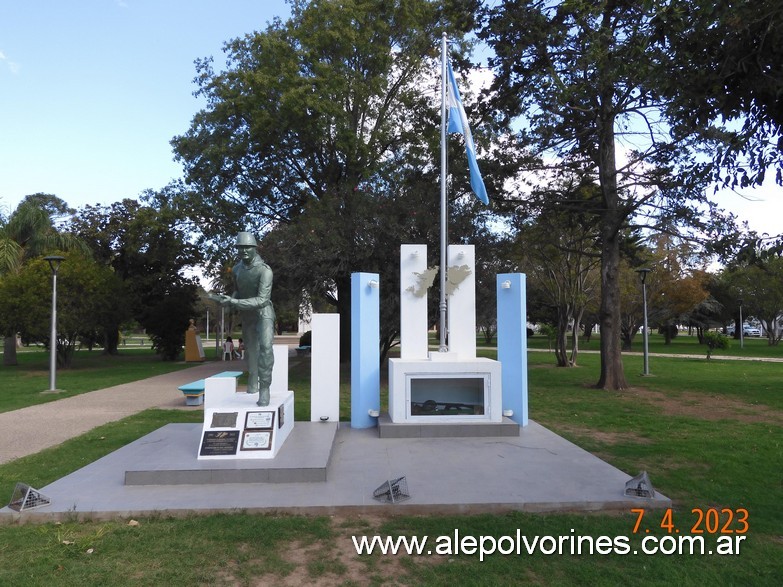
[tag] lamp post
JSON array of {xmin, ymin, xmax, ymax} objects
[
  {"xmin": 43, "ymin": 256, "xmax": 65, "ymax": 392},
  {"xmin": 635, "ymin": 268, "xmax": 651, "ymax": 376},
  {"xmin": 737, "ymin": 298, "xmax": 744, "ymax": 350}
]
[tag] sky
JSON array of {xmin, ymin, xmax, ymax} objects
[
  {"xmin": 0, "ymin": 0, "xmax": 291, "ymax": 215},
  {"xmin": 1, "ymin": 0, "xmax": 780, "ymax": 238}
]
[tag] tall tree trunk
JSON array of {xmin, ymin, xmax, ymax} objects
[
  {"xmin": 594, "ymin": 107, "xmax": 628, "ymax": 390},
  {"xmin": 554, "ymin": 313, "xmax": 569, "ymax": 367},
  {"xmin": 3, "ymin": 335, "xmax": 18, "ymax": 366},
  {"xmin": 570, "ymin": 308, "xmax": 584, "ymax": 366},
  {"xmin": 620, "ymin": 325, "xmax": 634, "ymax": 351},
  {"xmin": 663, "ymin": 323, "xmax": 673, "ymax": 345},
  {"xmin": 596, "ymin": 230, "xmax": 626, "ymax": 389},
  {"xmin": 103, "ymin": 327, "xmax": 120, "ymax": 356}
]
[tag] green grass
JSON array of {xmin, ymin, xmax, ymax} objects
[
  {"xmin": 523, "ymin": 331, "xmax": 783, "ymax": 359},
  {"xmin": 0, "ymin": 348, "xmax": 213, "ymax": 413},
  {"xmin": 0, "ymin": 348, "xmax": 781, "ymax": 584},
  {"xmin": 0, "ymin": 409, "xmax": 203, "ymax": 494}
]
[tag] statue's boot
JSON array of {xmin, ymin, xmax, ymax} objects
[{"xmin": 257, "ymin": 387, "xmax": 270, "ymax": 407}]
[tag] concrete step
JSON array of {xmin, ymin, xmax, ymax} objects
[
  {"xmin": 377, "ymin": 413, "xmax": 519, "ymax": 439},
  {"xmin": 124, "ymin": 422, "xmax": 338, "ymax": 485}
]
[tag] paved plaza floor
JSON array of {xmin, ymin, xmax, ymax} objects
[{"xmin": 0, "ymin": 351, "xmax": 670, "ymax": 522}]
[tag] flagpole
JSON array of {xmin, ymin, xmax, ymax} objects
[{"xmin": 439, "ymin": 32, "xmax": 448, "ymax": 353}]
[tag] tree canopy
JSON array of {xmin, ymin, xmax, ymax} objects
[
  {"xmin": 0, "ymin": 194, "xmax": 88, "ymax": 365},
  {"xmin": 655, "ymin": 0, "xmax": 783, "ymax": 191},
  {"xmin": 169, "ymin": 0, "xmax": 506, "ymax": 359},
  {"xmin": 481, "ymin": 0, "xmax": 741, "ymax": 389},
  {"xmin": 69, "ymin": 196, "xmax": 202, "ymax": 360}
]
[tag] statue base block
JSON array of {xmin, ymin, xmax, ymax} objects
[
  {"xmin": 199, "ymin": 378, "xmax": 294, "ymax": 460},
  {"xmin": 388, "ymin": 357, "xmax": 502, "ymax": 424}
]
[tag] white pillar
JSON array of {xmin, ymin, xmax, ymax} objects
[
  {"xmin": 271, "ymin": 344, "xmax": 289, "ymax": 393},
  {"xmin": 310, "ymin": 313, "xmax": 340, "ymax": 422},
  {"xmin": 400, "ymin": 244, "xmax": 429, "ymax": 359},
  {"xmin": 447, "ymin": 244, "xmax": 476, "ymax": 358}
]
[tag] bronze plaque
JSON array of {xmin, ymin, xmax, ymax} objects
[
  {"xmin": 200, "ymin": 430, "xmax": 239, "ymax": 456},
  {"xmin": 210, "ymin": 412, "xmax": 238, "ymax": 428}
]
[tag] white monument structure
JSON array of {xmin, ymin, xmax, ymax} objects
[
  {"xmin": 198, "ymin": 344, "xmax": 294, "ymax": 460},
  {"xmin": 388, "ymin": 244, "xmax": 502, "ymax": 424}
]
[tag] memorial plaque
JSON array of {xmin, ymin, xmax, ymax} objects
[
  {"xmin": 278, "ymin": 404, "xmax": 284, "ymax": 429},
  {"xmin": 210, "ymin": 412, "xmax": 238, "ymax": 428},
  {"xmin": 241, "ymin": 430, "xmax": 272, "ymax": 451},
  {"xmin": 245, "ymin": 411, "xmax": 274, "ymax": 430},
  {"xmin": 200, "ymin": 430, "xmax": 240, "ymax": 456}
]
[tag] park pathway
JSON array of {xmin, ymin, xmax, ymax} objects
[
  {"xmin": 1, "ymin": 345, "xmax": 779, "ymax": 466},
  {"xmin": 527, "ymin": 347, "xmax": 783, "ymax": 362},
  {"xmin": 0, "ymin": 359, "xmax": 245, "ymax": 465}
]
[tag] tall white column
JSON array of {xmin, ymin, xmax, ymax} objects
[
  {"xmin": 271, "ymin": 344, "xmax": 289, "ymax": 393},
  {"xmin": 447, "ymin": 244, "xmax": 476, "ymax": 358},
  {"xmin": 400, "ymin": 244, "xmax": 429, "ymax": 359},
  {"xmin": 310, "ymin": 313, "xmax": 340, "ymax": 422}
]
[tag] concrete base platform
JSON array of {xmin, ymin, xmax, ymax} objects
[
  {"xmin": 125, "ymin": 422, "xmax": 337, "ymax": 485},
  {"xmin": 0, "ymin": 420, "xmax": 670, "ymax": 523},
  {"xmin": 377, "ymin": 414, "xmax": 519, "ymax": 438}
]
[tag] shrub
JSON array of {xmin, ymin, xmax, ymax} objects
[
  {"xmin": 703, "ymin": 331, "xmax": 730, "ymax": 360},
  {"xmin": 299, "ymin": 330, "xmax": 312, "ymax": 347}
]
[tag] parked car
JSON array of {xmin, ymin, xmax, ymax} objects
[{"xmin": 727, "ymin": 324, "xmax": 761, "ymax": 337}]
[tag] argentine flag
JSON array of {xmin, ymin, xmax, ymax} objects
[{"xmin": 446, "ymin": 61, "xmax": 489, "ymax": 205}]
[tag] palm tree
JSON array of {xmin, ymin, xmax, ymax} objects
[{"xmin": 0, "ymin": 194, "xmax": 88, "ymax": 365}]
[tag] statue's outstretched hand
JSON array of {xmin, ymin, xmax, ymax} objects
[{"xmin": 207, "ymin": 293, "xmax": 233, "ymax": 307}]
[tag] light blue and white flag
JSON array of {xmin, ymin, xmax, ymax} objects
[{"xmin": 446, "ymin": 60, "xmax": 488, "ymax": 205}]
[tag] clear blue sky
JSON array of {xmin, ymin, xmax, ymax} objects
[
  {"xmin": 0, "ymin": 0, "xmax": 290, "ymax": 215},
  {"xmin": 1, "ymin": 0, "xmax": 779, "ymax": 237}
]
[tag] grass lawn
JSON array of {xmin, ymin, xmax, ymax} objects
[
  {"xmin": 0, "ymin": 349, "xmax": 781, "ymax": 585},
  {"xmin": 523, "ymin": 331, "xmax": 783, "ymax": 359},
  {"xmin": 0, "ymin": 348, "xmax": 215, "ymax": 414}
]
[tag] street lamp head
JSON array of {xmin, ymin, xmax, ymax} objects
[
  {"xmin": 635, "ymin": 267, "xmax": 651, "ymax": 284},
  {"xmin": 43, "ymin": 255, "xmax": 65, "ymax": 274}
]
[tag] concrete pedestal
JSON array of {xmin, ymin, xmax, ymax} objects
[
  {"xmin": 388, "ymin": 356, "xmax": 502, "ymax": 424},
  {"xmin": 199, "ymin": 376, "xmax": 294, "ymax": 460}
]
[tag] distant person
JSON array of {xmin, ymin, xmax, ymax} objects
[{"xmin": 223, "ymin": 336, "xmax": 234, "ymax": 361}]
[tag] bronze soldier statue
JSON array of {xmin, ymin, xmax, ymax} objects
[{"xmin": 211, "ymin": 232, "xmax": 275, "ymax": 406}]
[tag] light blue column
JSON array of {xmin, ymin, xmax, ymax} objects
[
  {"xmin": 497, "ymin": 273, "xmax": 528, "ymax": 426},
  {"xmin": 351, "ymin": 272, "xmax": 380, "ymax": 428}
]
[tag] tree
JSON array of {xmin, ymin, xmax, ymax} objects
[
  {"xmin": 0, "ymin": 194, "xmax": 88, "ymax": 365},
  {"xmin": 481, "ymin": 1, "xmax": 732, "ymax": 388},
  {"xmin": 656, "ymin": 0, "xmax": 783, "ymax": 192},
  {"xmin": 724, "ymin": 255, "xmax": 783, "ymax": 345},
  {"xmin": 509, "ymin": 179, "xmax": 601, "ymax": 367},
  {"xmin": 69, "ymin": 197, "xmax": 202, "ymax": 360},
  {"xmin": 169, "ymin": 0, "xmax": 504, "ymax": 361},
  {"xmin": 0, "ymin": 253, "xmax": 123, "ymax": 367}
]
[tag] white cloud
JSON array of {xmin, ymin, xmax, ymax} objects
[{"xmin": 0, "ymin": 50, "xmax": 20, "ymax": 74}]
